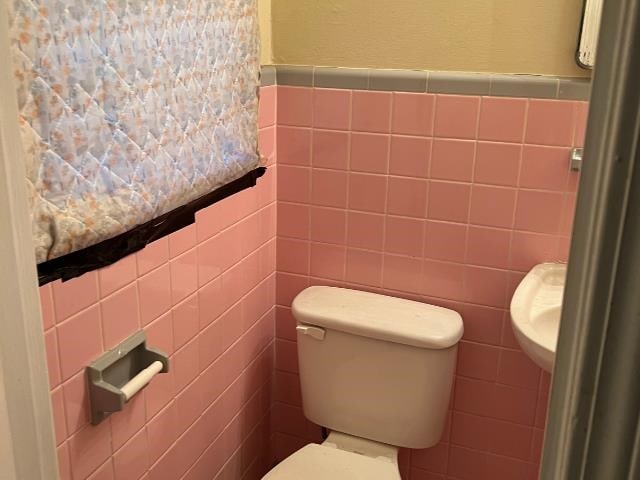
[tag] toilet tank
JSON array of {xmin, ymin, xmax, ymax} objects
[{"xmin": 292, "ymin": 287, "xmax": 463, "ymax": 449}]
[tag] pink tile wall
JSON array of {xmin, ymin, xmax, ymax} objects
[
  {"xmin": 40, "ymin": 86, "xmax": 278, "ymax": 480},
  {"xmin": 274, "ymin": 86, "xmax": 587, "ymax": 480}
]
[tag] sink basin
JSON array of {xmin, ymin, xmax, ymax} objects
[{"xmin": 510, "ymin": 263, "xmax": 566, "ymax": 372}]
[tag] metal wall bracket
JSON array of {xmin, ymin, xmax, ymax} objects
[
  {"xmin": 571, "ymin": 148, "xmax": 584, "ymax": 171},
  {"xmin": 87, "ymin": 331, "xmax": 169, "ymax": 425}
]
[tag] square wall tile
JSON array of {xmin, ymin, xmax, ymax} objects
[
  {"xmin": 520, "ymin": 145, "xmax": 570, "ymax": 191},
  {"xmin": 424, "ymin": 221, "xmax": 467, "ymax": 263},
  {"xmin": 348, "ymin": 173, "xmax": 387, "ymax": 213},
  {"xmin": 312, "ymin": 130, "xmax": 349, "ymax": 170},
  {"xmin": 138, "ymin": 264, "xmax": 172, "ymax": 326},
  {"xmin": 465, "ymin": 266, "xmax": 509, "ymax": 308},
  {"xmin": 466, "ymin": 226, "xmax": 511, "ymax": 269},
  {"xmin": 313, "ymin": 88, "xmax": 351, "ymax": 130},
  {"xmin": 278, "ymin": 87, "xmax": 313, "ymax": 127},
  {"xmin": 276, "ymin": 238, "xmax": 309, "ymax": 275},
  {"xmin": 474, "ymin": 142, "xmax": 521, "ymax": 187},
  {"xmin": 346, "ymin": 212, "xmax": 385, "ymax": 251},
  {"xmin": 309, "ymin": 243, "xmax": 346, "ymax": 281},
  {"xmin": 382, "ymin": 254, "xmax": 422, "ymax": 294},
  {"xmin": 389, "ymin": 136, "xmax": 431, "ymax": 178},
  {"xmin": 391, "ymin": 92, "xmax": 435, "ymax": 136},
  {"xmin": 345, "ymin": 249, "xmax": 383, "ymax": 286},
  {"xmin": 350, "ymin": 133, "xmax": 389, "ymax": 174},
  {"xmin": 277, "ymin": 166, "xmax": 310, "ymax": 203},
  {"xmin": 469, "ymin": 185, "xmax": 517, "ymax": 229},
  {"xmin": 310, "ymin": 169, "xmax": 348, "ymax": 208},
  {"xmin": 423, "ymin": 260, "xmax": 466, "ymax": 301},
  {"xmin": 525, "ymin": 99, "xmax": 575, "ymax": 146},
  {"xmin": 309, "ymin": 207, "xmax": 347, "ymax": 245},
  {"xmin": 278, "ymin": 202, "xmax": 310, "ymax": 240},
  {"xmin": 434, "ymin": 95, "xmax": 480, "ymax": 139},
  {"xmin": 277, "ymin": 127, "xmax": 311, "ymax": 166},
  {"xmin": 100, "ymin": 284, "xmax": 140, "ymax": 350},
  {"xmin": 510, "ymin": 231, "xmax": 560, "ymax": 272},
  {"xmin": 352, "ymin": 91, "xmax": 392, "ymax": 133},
  {"xmin": 384, "ymin": 216, "xmax": 425, "ymax": 257},
  {"xmin": 258, "ymin": 85, "xmax": 277, "ymax": 128},
  {"xmin": 430, "ymin": 138, "xmax": 474, "ymax": 182},
  {"xmin": 57, "ymin": 305, "xmax": 102, "ymax": 381},
  {"xmin": 98, "ymin": 255, "xmax": 137, "ymax": 298},
  {"xmin": 387, "ymin": 177, "xmax": 428, "ymax": 217},
  {"xmin": 428, "ymin": 181, "xmax": 471, "ymax": 223},
  {"xmin": 52, "ymin": 272, "xmax": 99, "ymax": 322},
  {"xmin": 514, "ymin": 190, "xmax": 564, "ymax": 234},
  {"xmin": 478, "ymin": 97, "xmax": 527, "ymax": 143}
]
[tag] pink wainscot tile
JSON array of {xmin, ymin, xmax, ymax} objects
[
  {"xmin": 145, "ymin": 368, "xmax": 175, "ymax": 420},
  {"xmin": 52, "ymin": 272, "xmax": 99, "ymax": 322},
  {"xmin": 278, "ymin": 202, "xmax": 310, "ymax": 240},
  {"xmin": 146, "ymin": 402, "xmax": 180, "ymax": 465},
  {"xmin": 434, "ymin": 95, "xmax": 480, "ymax": 139},
  {"xmin": 514, "ymin": 190, "xmax": 564, "ymax": 234},
  {"xmin": 454, "ymin": 376, "xmax": 495, "ymax": 419},
  {"xmin": 169, "ymin": 249, "xmax": 198, "ymax": 305},
  {"xmin": 313, "ymin": 88, "xmax": 351, "ymax": 130},
  {"xmin": 410, "ymin": 441, "xmax": 449, "ymax": 474},
  {"xmin": 58, "ymin": 442, "xmax": 72, "ymax": 480},
  {"xmin": 350, "ymin": 132, "xmax": 389, "ymax": 174},
  {"xmin": 100, "ymin": 283, "xmax": 140, "ymax": 350},
  {"xmin": 168, "ymin": 224, "xmax": 197, "ymax": 259},
  {"xmin": 312, "ymin": 130, "xmax": 349, "ymax": 169},
  {"xmin": 113, "ymin": 428, "xmax": 148, "ymax": 480},
  {"xmin": 278, "ymin": 87, "xmax": 313, "ymax": 127},
  {"xmin": 384, "ymin": 216, "xmax": 425, "ymax": 257},
  {"xmin": 451, "ymin": 410, "xmax": 492, "ymax": 451},
  {"xmin": 510, "ymin": 231, "xmax": 560, "ymax": 272},
  {"xmin": 456, "ymin": 341, "xmax": 500, "ymax": 381},
  {"xmin": 138, "ymin": 264, "xmax": 172, "ymax": 326},
  {"xmin": 309, "ymin": 243, "xmax": 346, "ymax": 281},
  {"xmin": 310, "ymin": 169, "xmax": 348, "ymax": 208},
  {"xmin": 382, "ymin": 254, "xmax": 422, "ymax": 294},
  {"xmin": 352, "ymin": 91, "xmax": 392, "ymax": 133},
  {"xmin": 392, "ymin": 92, "xmax": 435, "ymax": 136},
  {"xmin": 466, "ymin": 226, "xmax": 511, "ymax": 269},
  {"xmin": 136, "ymin": 237, "xmax": 169, "ymax": 276},
  {"xmin": 258, "ymin": 85, "xmax": 277, "ymax": 128},
  {"xmin": 110, "ymin": 391, "xmax": 146, "ymax": 452},
  {"xmin": 348, "ymin": 173, "xmax": 387, "ymax": 213},
  {"xmin": 427, "ymin": 181, "xmax": 471, "ymax": 223},
  {"xmin": 430, "ymin": 138, "xmax": 474, "ymax": 182},
  {"xmin": 561, "ymin": 193, "xmax": 578, "ymax": 236},
  {"xmin": 525, "ymin": 99, "xmax": 575, "ymax": 146},
  {"xmin": 478, "ymin": 97, "xmax": 527, "ymax": 143},
  {"xmin": 310, "ymin": 207, "xmax": 346, "ymax": 245},
  {"xmin": 389, "ymin": 135, "xmax": 430, "ymax": 178},
  {"xmin": 456, "ymin": 303, "xmax": 504, "ymax": 346},
  {"xmin": 259, "ymin": 126, "xmax": 276, "ymax": 165},
  {"xmin": 276, "ymin": 238, "xmax": 309, "ymax": 275},
  {"xmin": 465, "ymin": 265, "xmax": 509, "ymax": 308},
  {"xmin": 520, "ymin": 145, "xmax": 571, "ymax": 191},
  {"xmin": 172, "ymin": 294, "xmax": 199, "ymax": 351},
  {"xmin": 387, "ymin": 177, "xmax": 428, "ymax": 217},
  {"xmin": 346, "ymin": 211, "xmax": 385, "ymax": 251},
  {"xmin": 57, "ymin": 305, "xmax": 102, "ymax": 381},
  {"xmin": 490, "ymin": 382, "xmax": 538, "ymax": 425},
  {"xmin": 345, "ymin": 249, "xmax": 383, "ymax": 287},
  {"xmin": 277, "ymin": 126, "xmax": 311, "ymax": 165},
  {"xmin": 497, "ymin": 349, "xmax": 542, "ymax": 390},
  {"xmin": 276, "ymin": 272, "xmax": 309, "ymax": 307},
  {"xmin": 144, "ymin": 311, "xmax": 174, "ymax": 357},
  {"xmin": 469, "ymin": 185, "xmax": 517, "ymax": 229},
  {"xmin": 44, "ymin": 328, "xmax": 62, "ymax": 388},
  {"xmin": 447, "ymin": 445, "xmax": 488, "ymax": 480},
  {"xmin": 573, "ymin": 101, "xmax": 589, "ymax": 147},
  {"xmin": 485, "ymin": 453, "xmax": 538, "ymax": 480},
  {"xmin": 424, "ymin": 221, "xmax": 467, "ymax": 263},
  {"xmin": 474, "ymin": 141, "xmax": 521, "ymax": 187},
  {"xmin": 40, "ymin": 284, "xmax": 55, "ymax": 330},
  {"xmin": 98, "ymin": 255, "xmax": 137, "ymax": 298},
  {"xmin": 422, "ymin": 260, "xmax": 466, "ymax": 301},
  {"xmin": 63, "ymin": 372, "xmax": 90, "ymax": 435},
  {"xmin": 173, "ymin": 338, "xmax": 199, "ymax": 393},
  {"xmin": 87, "ymin": 460, "xmax": 114, "ymax": 480},
  {"xmin": 51, "ymin": 387, "xmax": 67, "ymax": 445},
  {"xmin": 68, "ymin": 421, "xmax": 112, "ymax": 480},
  {"xmin": 488, "ymin": 420, "xmax": 534, "ymax": 460}
]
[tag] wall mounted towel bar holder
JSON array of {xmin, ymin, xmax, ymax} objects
[{"xmin": 87, "ymin": 331, "xmax": 169, "ymax": 425}]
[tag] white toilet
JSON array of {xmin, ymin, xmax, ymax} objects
[{"xmin": 263, "ymin": 286, "xmax": 464, "ymax": 480}]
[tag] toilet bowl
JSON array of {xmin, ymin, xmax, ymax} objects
[{"xmin": 262, "ymin": 286, "xmax": 463, "ymax": 479}]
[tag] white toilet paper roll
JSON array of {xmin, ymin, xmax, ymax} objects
[{"xmin": 121, "ymin": 360, "xmax": 164, "ymax": 401}]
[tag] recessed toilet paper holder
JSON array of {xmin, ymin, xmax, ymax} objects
[{"xmin": 87, "ymin": 331, "xmax": 169, "ymax": 425}]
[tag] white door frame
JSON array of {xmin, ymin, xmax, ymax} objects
[{"xmin": 0, "ymin": 2, "xmax": 58, "ymax": 479}]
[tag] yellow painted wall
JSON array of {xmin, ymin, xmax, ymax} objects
[
  {"xmin": 258, "ymin": 0, "xmax": 273, "ymax": 65},
  {"xmin": 269, "ymin": 0, "xmax": 589, "ymax": 77}
]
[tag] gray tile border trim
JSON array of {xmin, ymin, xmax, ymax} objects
[
  {"xmin": 261, "ymin": 65, "xmax": 592, "ymax": 100},
  {"xmin": 275, "ymin": 65, "xmax": 314, "ymax": 87},
  {"xmin": 369, "ymin": 69, "xmax": 427, "ymax": 93},
  {"xmin": 558, "ymin": 78, "xmax": 592, "ymax": 100},
  {"xmin": 428, "ymin": 72, "xmax": 491, "ymax": 95},
  {"xmin": 314, "ymin": 67, "xmax": 369, "ymax": 90},
  {"xmin": 260, "ymin": 65, "xmax": 276, "ymax": 87},
  {"xmin": 490, "ymin": 74, "xmax": 559, "ymax": 99}
]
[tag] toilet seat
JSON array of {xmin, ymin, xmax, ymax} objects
[{"xmin": 263, "ymin": 443, "xmax": 401, "ymax": 480}]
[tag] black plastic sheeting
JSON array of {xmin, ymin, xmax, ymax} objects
[{"xmin": 38, "ymin": 167, "xmax": 266, "ymax": 286}]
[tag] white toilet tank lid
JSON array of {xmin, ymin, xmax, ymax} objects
[{"xmin": 292, "ymin": 286, "xmax": 463, "ymax": 349}]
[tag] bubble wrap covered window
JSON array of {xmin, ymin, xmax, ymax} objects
[{"xmin": 8, "ymin": 0, "xmax": 261, "ymax": 281}]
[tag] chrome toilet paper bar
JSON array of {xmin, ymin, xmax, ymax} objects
[{"xmin": 87, "ymin": 331, "xmax": 169, "ymax": 425}]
